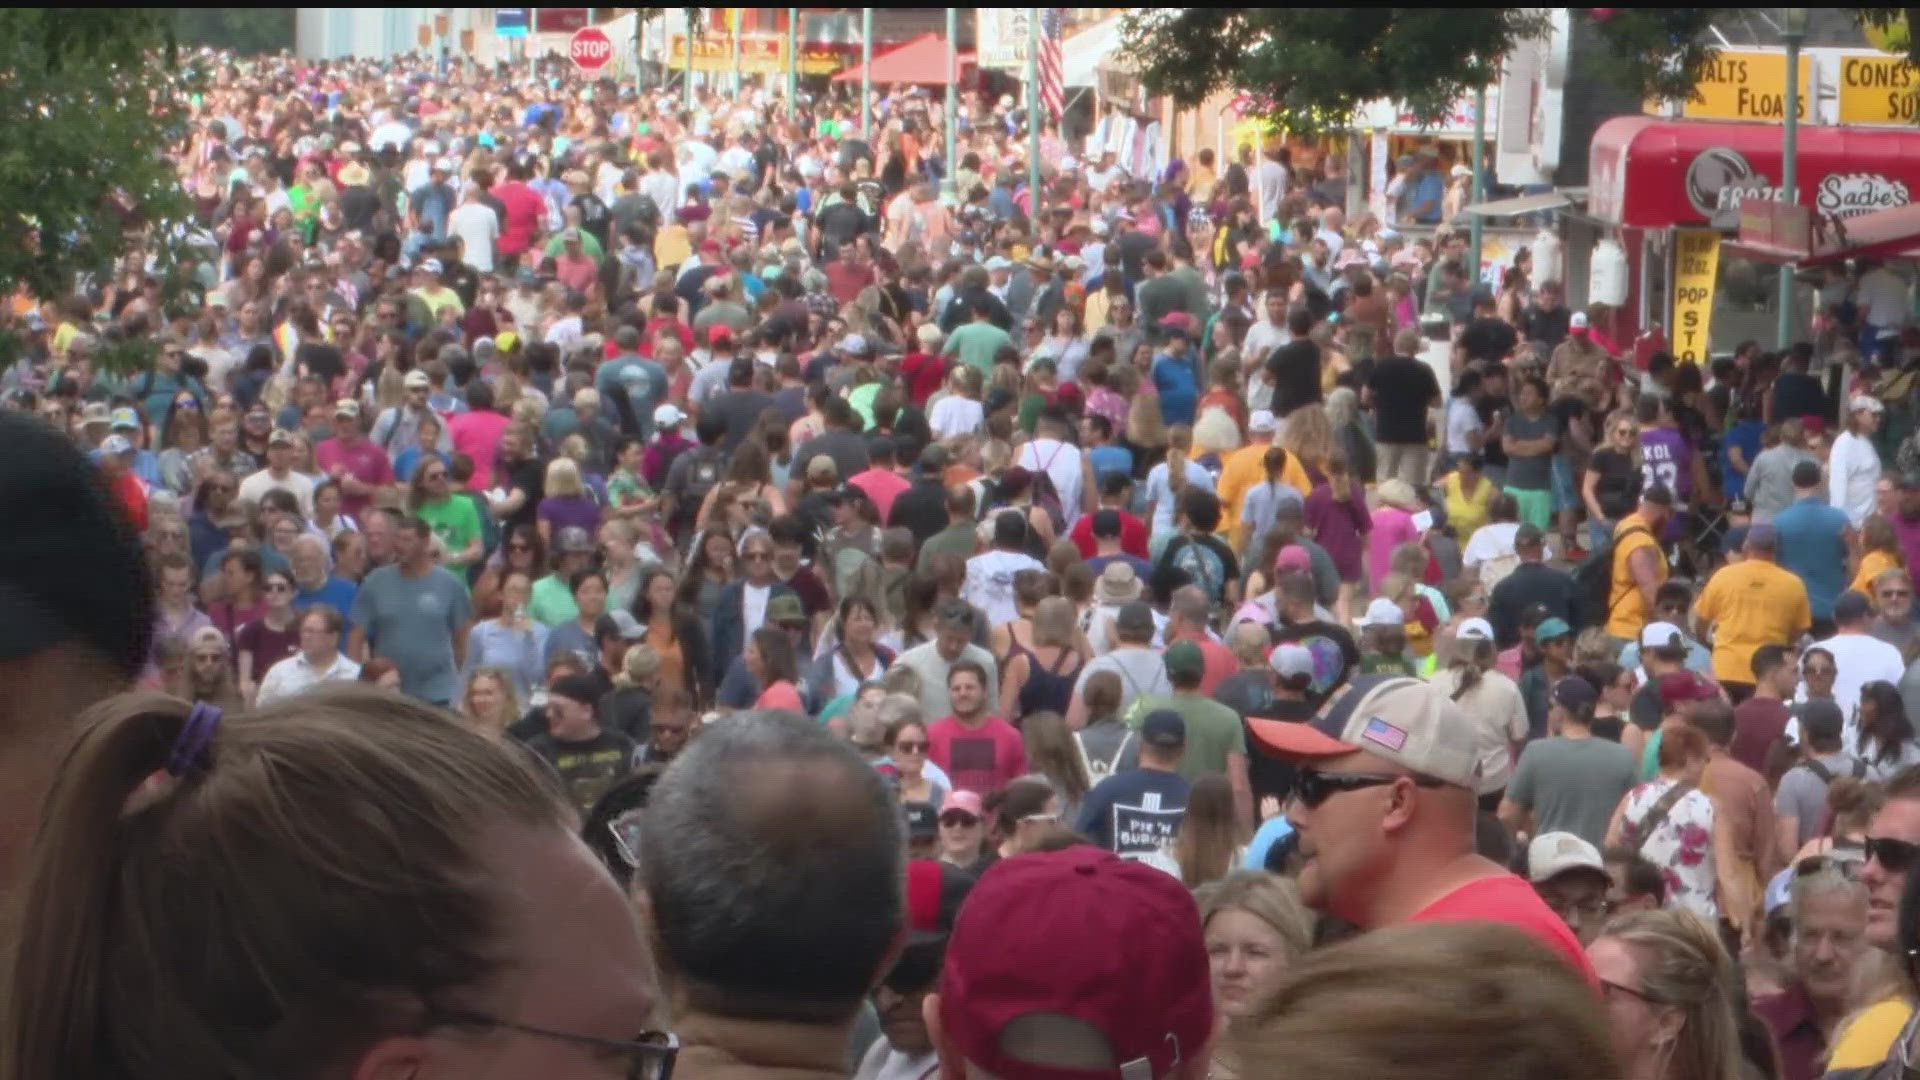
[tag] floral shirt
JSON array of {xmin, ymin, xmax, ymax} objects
[
  {"xmin": 606, "ymin": 467, "xmax": 653, "ymax": 515},
  {"xmin": 1618, "ymin": 777, "xmax": 1718, "ymax": 920}
]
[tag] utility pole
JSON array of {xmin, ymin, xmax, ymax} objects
[
  {"xmin": 1027, "ymin": 9, "xmax": 1041, "ymax": 219},
  {"xmin": 941, "ymin": 7, "xmax": 957, "ymax": 204},
  {"xmin": 1778, "ymin": 9, "xmax": 1808, "ymax": 348},
  {"xmin": 861, "ymin": 8, "xmax": 873, "ymax": 138},
  {"xmin": 787, "ymin": 8, "xmax": 798, "ymax": 118},
  {"xmin": 1468, "ymin": 84, "xmax": 1487, "ymax": 282}
]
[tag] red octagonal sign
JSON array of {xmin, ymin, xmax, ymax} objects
[{"xmin": 569, "ymin": 26, "xmax": 614, "ymax": 71}]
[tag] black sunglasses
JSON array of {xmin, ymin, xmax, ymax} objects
[
  {"xmin": 1868, "ymin": 836, "xmax": 1920, "ymax": 875},
  {"xmin": 423, "ymin": 1007, "xmax": 675, "ymax": 1080},
  {"xmin": 1291, "ymin": 766, "xmax": 1447, "ymax": 809}
]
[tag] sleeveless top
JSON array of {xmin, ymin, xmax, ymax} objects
[{"xmin": 1017, "ymin": 643, "xmax": 1085, "ymax": 722}]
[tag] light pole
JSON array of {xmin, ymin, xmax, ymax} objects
[
  {"xmin": 861, "ymin": 9, "xmax": 873, "ymax": 138},
  {"xmin": 1468, "ymin": 84, "xmax": 1487, "ymax": 284},
  {"xmin": 1778, "ymin": 7, "xmax": 1808, "ymax": 348},
  {"xmin": 683, "ymin": 9, "xmax": 695, "ymax": 111},
  {"xmin": 1027, "ymin": 9, "xmax": 1041, "ymax": 219},
  {"xmin": 787, "ymin": 8, "xmax": 798, "ymax": 119},
  {"xmin": 942, "ymin": 7, "xmax": 958, "ymax": 204}
]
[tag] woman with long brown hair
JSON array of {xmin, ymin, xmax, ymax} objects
[
  {"xmin": 1170, "ymin": 774, "xmax": 1244, "ymax": 889},
  {"xmin": 1019, "ymin": 710, "xmax": 1091, "ymax": 823}
]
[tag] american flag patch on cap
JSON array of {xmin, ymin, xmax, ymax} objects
[{"xmin": 1361, "ymin": 717, "xmax": 1408, "ymax": 752}]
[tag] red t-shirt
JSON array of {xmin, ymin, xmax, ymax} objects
[
  {"xmin": 825, "ymin": 260, "xmax": 877, "ymax": 306},
  {"xmin": 492, "ymin": 181, "xmax": 543, "ymax": 257},
  {"xmin": 898, "ymin": 351, "xmax": 950, "ymax": 406},
  {"xmin": 928, "ymin": 715, "xmax": 1029, "ymax": 796},
  {"xmin": 314, "ymin": 436, "xmax": 395, "ymax": 519},
  {"xmin": 1068, "ymin": 510, "xmax": 1150, "ymax": 561},
  {"xmin": 849, "ymin": 468, "xmax": 912, "ymax": 525},
  {"xmin": 1409, "ymin": 873, "xmax": 1599, "ymax": 985}
]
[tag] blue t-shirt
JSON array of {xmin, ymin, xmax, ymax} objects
[
  {"xmin": 1775, "ymin": 496, "xmax": 1854, "ymax": 619},
  {"xmin": 350, "ymin": 565, "xmax": 472, "ymax": 704},
  {"xmin": 393, "ymin": 447, "xmax": 449, "ymax": 483},
  {"xmin": 1074, "ymin": 767, "xmax": 1191, "ymax": 858},
  {"xmin": 1242, "ymin": 818, "xmax": 1296, "ymax": 871},
  {"xmin": 295, "ymin": 574, "xmax": 359, "ymax": 646},
  {"xmin": 1413, "ymin": 173, "xmax": 1445, "ymax": 224},
  {"xmin": 1719, "ymin": 419, "xmax": 1764, "ymax": 501},
  {"xmin": 1088, "ymin": 444, "xmax": 1133, "ymax": 481},
  {"xmin": 1151, "ymin": 352, "xmax": 1199, "ymax": 427}
]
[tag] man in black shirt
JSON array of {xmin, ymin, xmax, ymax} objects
[
  {"xmin": 1213, "ymin": 628, "xmax": 1314, "ymax": 801},
  {"xmin": 1770, "ymin": 342, "xmax": 1829, "ymax": 424},
  {"xmin": 1265, "ymin": 306, "xmax": 1322, "ymax": 418},
  {"xmin": 887, "ymin": 443, "xmax": 952, "ymax": 544},
  {"xmin": 1488, "ymin": 524, "xmax": 1581, "ymax": 647},
  {"xmin": 704, "ymin": 357, "xmax": 777, "ymax": 453},
  {"xmin": 814, "ymin": 184, "xmax": 872, "ymax": 261},
  {"xmin": 1523, "ymin": 279, "xmax": 1572, "ymax": 351},
  {"xmin": 1268, "ymin": 572, "xmax": 1360, "ymax": 708},
  {"xmin": 1365, "ymin": 328, "xmax": 1443, "ymax": 488},
  {"xmin": 1459, "ymin": 293, "xmax": 1519, "ymax": 365},
  {"xmin": 1475, "ymin": 363, "xmax": 1513, "ymax": 483},
  {"xmin": 523, "ymin": 673, "xmax": 639, "ymax": 819}
]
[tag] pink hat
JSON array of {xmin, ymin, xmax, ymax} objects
[
  {"xmin": 941, "ymin": 846, "xmax": 1213, "ymax": 1080},
  {"xmin": 1275, "ymin": 545, "xmax": 1312, "ymax": 573},
  {"xmin": 939, "ymin": 790, "xmax": 984, "ymax": 819}
]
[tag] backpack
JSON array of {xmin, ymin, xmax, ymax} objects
[
  {"xmin": 1573, "ymin": 524, "xmax": 1650, "ymax": 624},
  {"xmin": 673, "ymin": 447, "xmax": 726, "ymax": 537},
  {"xmin": 1024, "ymin": 441, "xmax": 1070, "ymax": 524},
  {"xmin": 1804, "ymin": 758, "xmax": 1868, "ymax": 784},
  {"xmin": 1167, "ymin": 536, "xmax": 1229, "ymax": 606},
  {"xmin": 1076, "ymin": 729, "xmax": 1137, "ymax": 785}
]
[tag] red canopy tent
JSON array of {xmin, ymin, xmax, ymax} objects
[
  {"xmin": 832, "ymin": 33, "xmax": 974, "ymax": 85},
  {"xmin": 1730, "ymin": 196, "xmax": 1920, "ymax": 266}
]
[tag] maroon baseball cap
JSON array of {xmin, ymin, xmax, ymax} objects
[
  {"xmin": 940, "ymin": 846, "xmax": 1212, "ymax": 1080},
  {"xmin": 1657, "ymin": 669, "xmax": 1717, "ymax": 709}
]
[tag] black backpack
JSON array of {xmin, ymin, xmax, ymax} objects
[
  {"xmin": 1804, "ymin": 758, "xmax": 1869, "ymax": 784},
  {"xmin": 1573, "ymin": 524, "xmax": 1650, "ymax": 625}
]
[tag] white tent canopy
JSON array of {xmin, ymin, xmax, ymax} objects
[{"xmin": 1063, "ymin": 16, "xmax": 1125, "ymax": 88}]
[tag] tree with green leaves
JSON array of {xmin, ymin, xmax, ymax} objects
[
  {"xmin": 1121, "ymin": 8, "xmax": 1912, "ymax": 136},
  {"xmin": 0, "ymin": 9, "xmax": 200, "ymax": 369},
  {"xmin": 172, "ymin": 9, "xmax": 296, "ymax": 56}
]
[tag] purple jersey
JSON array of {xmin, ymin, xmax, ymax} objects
[{"xmin": 1639, "ymin": 428, "xmax": 1691, "ymax": 503}]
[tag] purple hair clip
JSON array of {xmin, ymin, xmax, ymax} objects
[{"xmin": 166, "ymin": 702, "xmax": 223, "ymax": 778}]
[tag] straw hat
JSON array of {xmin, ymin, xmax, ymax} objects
[{"xmin": 1096, "ymin": 562, "xmax": 1144, "ymax": 607}]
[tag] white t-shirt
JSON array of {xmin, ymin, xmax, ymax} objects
[
  {"xmin": 1143, "ymin": 461, "xmax": 1218, "ymax": 534},
  {"xmin": 1829, "ymin": 430, "xmax": 1881, "ymax": 528},
  {"xmin": 1461, "ymin": 523, "xmax": 1555, "ymax": 569},
  {"xmin": 1256, "ymin": 160, "xmax": 1289, "ymax": 224},
  {"xmin": 963, "ymin": 549, "xmax": 1047, "ymax": 626},
  {"xmin": 1859, "ymin": 266, "xmax": 1910, "ymax": 328},
  {"xmin": 1445, "ymin": 396, "xmax": 1484, "ymax": 455},
  {"xmin": 742, "ymin": 582, "xmax": 772, "ymax": 640},
  {"xmin": 1018, "ymin": 438, "xmax": 1085, "ymax": 525},
  {"xmin": 929, "ymin": 397, "xmax": 984, "ymax": 440},
  {"xmin": 1242, "ymin": 320, "xmax": 1291, "ymax": 363},
  {"xmin": 239, "ymin": 467, "xmax": 315, "ymax": 519},
  {"xmin": 1789, "ymin": 632, "xmax": 1907, "ymax": 746},
  {"xmin": 447, "ymin": 202, "xmax": 500, "ymax": 272}
]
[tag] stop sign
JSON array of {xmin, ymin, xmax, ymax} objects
[{"xmin": 569, "ymin": 26, "xmax": 613, "ymax": 71}]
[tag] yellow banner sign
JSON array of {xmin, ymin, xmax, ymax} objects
[
  {"xmin": 1839, "ymin": 55, "xmax": 1920, "ymax": 124},
  {"xmin": 1671, "ymin": 230, "xmax": 1721, "ymax": 366},
  {"xmin": 668, "ymin": 33, "xmax": 842, "ymax": 76},
  {"xmin": 1678, "ymin": 51, "xmax": 1812, "ymax": 122}
]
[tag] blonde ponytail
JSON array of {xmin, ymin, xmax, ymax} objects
[{"xmin": 1167, "ymin": 425, "xmax": 1194, "ymax": 495}]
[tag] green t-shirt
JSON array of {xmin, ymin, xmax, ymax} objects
[
  {"xmin": 916, "ymin": 522, "xmax": 979, "ymax": 570},
  {"xmin": 529, "ymin": 572, "xmax": 579, "ymax": 628},
  {"xmin": 417, "ymin": 495, "xmax": 481, "ymax": 565},
  {"xmin": 1124, "ymin": 693, "xmax": 1247, "ymax": 782},
  {"xmin": 849, "ymin": 382, "xmax": 882, "ymax": 430},
  {"xmin": 944, "ymin": 322, "xmax": 1012, "ymax": 377}
]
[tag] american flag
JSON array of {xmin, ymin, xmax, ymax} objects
[{"xmin": 1038, "ymin": 8, "xmax": 1065, "ymax": 123}]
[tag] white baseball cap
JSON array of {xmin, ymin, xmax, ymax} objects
[
  {"xmin": 1852, "ymin": 394, "xmax": 1885, "ymax": 414},
  {"xmin": 1526, "ymin": 832, "xmax": 1608, "ymax": 885},
  {"xmin": 653, "ymin": 403, "xmax": 687, "ymax": 428},
  {"xmin": 985, "ymin": 255, "xmax": 1013, "ymax": 271},
  {"xmin": 1569, "ymin": 311, "xmax": 1590, "ymax": 331},
  {"xmin": 1247, "ymin": 410, "xmax": 1277, "ymax": 434},
  {"xmin": 1638, "ymin": 621, "xmax": 1686, "ymax": 650},
  {"xmin": 1356, "ymin": 597, "xmax": 1405, "ymax": 628},
  {"xmin": 1455, "ymin": 617, "xmax": 1495, "ymax": 641}
]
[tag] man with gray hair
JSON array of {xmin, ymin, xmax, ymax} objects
[
  {"xmin": 894, "ymin": 601, "xmax": 999, "ymax": 721},
  {"xmin": 640, "ymin": 710, "xmax": 904, "ymax": 1077},
  {"xmin": 1752, "ymin": 864, "xmax": 1869, "ymax": 1080},
  {"xmin": 1869, "ymin": 567, "xmax": 1920, "ymax": 655}
]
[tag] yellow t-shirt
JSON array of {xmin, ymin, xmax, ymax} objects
[
  {"xmin": 1853, "ymin": 549, "xmax": 1904, "ymax": 596},
  {"xmin": 1444, "ymin": 472, "xmax": 1495, "ymax": 539},
  {"xmin": 1692, "ymin": 558, "xmax": 1812, "ymax": 684},
  {"xmin": 1217, "ymin": 441, "xmax": 1270, "ymax": 541},
  {"xmin": 1828, "ymin": 996, "xmax": 1911, "ymax": 1071},
  {"xmin": 654, "ymin": 224, "xmax": 692, "ymax": 270},
  {"xmin": 1606, "ymin": 514, "xmax": 1667, "ymax": 641}
]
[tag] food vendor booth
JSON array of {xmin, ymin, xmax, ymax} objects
[{"xmin": 1588, "ymin": 115, "xmax": 1920, "ymax": 363}]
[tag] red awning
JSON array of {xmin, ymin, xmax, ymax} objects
[
  {"xmin": 832, "ymin": 33, "xmax": 974, "ymax": 85},
  {"xmin": 1589, "ymin": 116, "xmax": 1920, "ymax": 231},
  {"xmin": 1729, "ymin": 197, "xmax": 1920, "ymax": 266}
]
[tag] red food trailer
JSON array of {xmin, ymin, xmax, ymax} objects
[{"xmin": 1587, "ymin": 116, "xmax": 1920, "ymax": 358}]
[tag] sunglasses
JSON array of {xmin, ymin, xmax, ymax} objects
[
  {"xmin": 1884, "ymin": 589, "xmax": 1914, "ymax": 599},
  {"xmin": 894, "ymin": 739, "xmax": 928, "ymax": 753},
  {"xmin": 265, "ymin": 582, "xmax": 294, "ymax": 593},
  {"xmin": 939, "ymin": 813, "xmax": 979, "ymax": 828},
  {"xmin": 1291, "ymin": 766, "xmax": 1447, "ymax": 809},
  {"xmin": 1868, "ymin": 836, "xmax": 1920, "ymax": 875},
  {"xmin": 175, "ymin": 398, "xmax": 202, "ymax": 411},
  {"xmin": 192, "ymin": 652, "xmax": 226, "ymax": 663}
]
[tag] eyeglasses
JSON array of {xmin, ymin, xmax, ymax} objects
[
  {"xmin": 1599, "ymin": 979, "xmax": 1664, "ymax": 1006},
  {"xmin": 1540, "ymin": 893, "xmax": 1613, "ymax": 923},
  {"xmin": 1020, "ymin": 812, "xmax": 1060, "ymax": 825},
  {"xmin": 1290, "ymin": 767, "xmax": 1448, "ymax": 809},
  {"xmin": 192, "ymin": 652, "xmax": 226, "ymax": 663},
  {"xmin": 894, "ymin": 740, "xmax": 928, "ymax": 753},
  {"xmin": 423, "ymin": 1007, "xmax": 677, "ymax": 1080},
  {"xmin": 1867, "ymin": 836, "xmax": 1920, "ymax": 875},
  {"xmin": 264, "ymin": 582, "xmax": 294, "ymax": 593},
  {"xmin": 1884, "ymin": 589, "xmax": 1913, "ymax": 599}
]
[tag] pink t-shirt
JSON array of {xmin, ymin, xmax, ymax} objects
[
  {"xmin": 1365, "ymin": 506, "xmax": 1422, "ymax": 592},
  {"xmin": 927, "ymin": 715, "xmax": 1029, "ymax": 796},
  {"xmin": 492, "ymin": 181, "xmax": 544, "ymax": 257},
  {"xmin": 849, "ymin": 468, "xmax": 911, "ymax": 525},
  {"xmin": 755, "ymin": 680, "xmax": 805, "ymax": 713},
  {"xmin": 314, "ymin": 436, "xmax": 395, "ymax": 519},
  {"xmin": 448, "ymin": 410, "xmax": 512, "ymax": 492},
  {"xmin": 1409, "ymin": 873, "xmax": 1599, "ymax": 986}
]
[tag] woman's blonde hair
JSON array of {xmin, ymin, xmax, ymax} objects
[
  {"xmin": 4, "ymin": 686, "xmax": 568, "ymax": 1080},
  {"xmin": 460, "ymin": 667, "xmax": 524, "ymax": 738},
  {"xmin": 1164, "ymin": 424, "xmax": 1195, "ymax": 495},
  {"xmin": 1127, "ymin": 391, "xmax": 1168, "ymax": 449},
  {"xmin": 1196, "ymin": 870, "xmax": 1314, "ymax": 976},
  {"xmin": 1032, "ymin": 596, "xmax": 1078, "ymax": 649},
  {"xmin": 1595, "ymin": 910, "xmax": 1745, "ymax": 1080},
  {"xmin": 544, "ymin": 457, "xmax": 586, "ymax": 499},
  {"xmin": 1279, "ymin": 403, "xmax": 1333, "ymax": 470},
  {"xmin": 1236, "ymin": 921, "xmax": 1620, "ymax": 1080}
]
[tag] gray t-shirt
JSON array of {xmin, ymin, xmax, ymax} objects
[
  {"xmin": 1075, "ymin": 719, "xmax": 1141, "ymax": 783},
  {"xmin": 1074, "ymin": 647, "xmax": 1173, "ymax": 717},
  {"xmin": 1503, "ymin": 411, "xmax": 1559, "ymax": 491},
  {"xmin": 1775, "ymin": 753, "xmax": 1866, "ymax": 849},
  {"xmin": 1506, "ymin": 735, "xmax": 1638, "ymax": 847},
  {"xmin": 351, "ymin": 564, "xmax": 472, "ymax": 704}
]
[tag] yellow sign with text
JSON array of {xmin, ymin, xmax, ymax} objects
[
  {"xmin": 1839, "ymin": 55, "xmax": 1920, "ymax": 124},
  {"xmin": 1671, "ymin": 230, "xmax": 1721, "ymax": 366},
  {"xmin": 1676, "ymin": 51, "xmax": 1812, "ymax": 121}
]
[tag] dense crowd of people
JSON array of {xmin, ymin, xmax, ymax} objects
[{"xmin": 7, "ymin": 44, "xmax": 1920, "ymax": 1080}]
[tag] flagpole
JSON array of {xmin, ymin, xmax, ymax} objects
[
  {"xmin": 942, "ymin": 8, "xmax": 957, "ymax": 205},
  {"xmin": 1027, "ymin": 8, "xmax": 1041, "ymax": 220}
]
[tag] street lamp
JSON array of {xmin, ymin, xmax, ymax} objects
[
  {"xmin": 942, "ymin": 7, "xmax": 958, "ymax": 205},
  {"xmin": 1778, "ymin": 7, "xmax": 1808, "ymax": 349}
]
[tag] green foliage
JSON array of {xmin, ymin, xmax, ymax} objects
[
  {"xmin": 172, "ymin": 9, "xmax": 296, "ymax": 56},
  {"xmin": 1580, "ymin": 9, "xmax": 1725, "ymax": 105},
  {"xmin": 0, "ymin": 9, "xmax": 199, "ymax": 370},
  {"xmin": 1120, "ymin": 9, "xmax": 1550, "ymax": 135}
]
